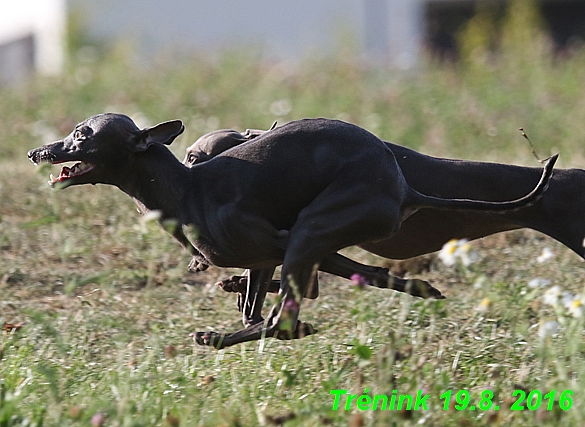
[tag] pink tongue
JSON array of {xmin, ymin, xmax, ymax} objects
[{"xmin": 59, "ymin": 166, "xmax": 71, "ymax": 179}]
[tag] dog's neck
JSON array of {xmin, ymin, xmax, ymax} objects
[{"xmin": 117, "ymin": 144, "xmax": 191, "ymax": 221}]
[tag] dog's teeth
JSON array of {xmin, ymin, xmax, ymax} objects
[{"xmin": 70, "ymin": 162, "xmax": 91, "ymax": 174}]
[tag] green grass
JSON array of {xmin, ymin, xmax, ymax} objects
[{"xmin": 1, "ymin": 4, "xmax": 585, "ymax": 425}]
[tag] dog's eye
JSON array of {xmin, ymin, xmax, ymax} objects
[
  {"xmin": 73, "ymin": 126, "xmax": 92, "ymax": 141},
  {"xmin": 188, "ymin": 153, "xmax": 197, "ymax": 164},
  {"xmin": 73, "ymin": 130, "xmax": 86, "ymax": 141}
]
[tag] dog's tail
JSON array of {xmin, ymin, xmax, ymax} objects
[{"xmin": 404, "ymin": 153, "xmax": 558, "ymax": 215}]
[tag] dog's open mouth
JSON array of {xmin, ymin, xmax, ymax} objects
[{"xmin": 49, "ymin": 161, "xmax": 95, "ymax": 186}]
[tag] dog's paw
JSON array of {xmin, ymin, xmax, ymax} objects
[
  {"xmin": 406, "ymin": 279, "xmax": 445, "ymax": 299},
  {"xmin": 190, "ymin": 331, "xmax": 226, "ymax": 348},
  {"xmin": 188, "ymin": 258, "xmax": 209, "ymax": 273},
  {"xmin": 215, "ymin": 275, "xmax": 248, "ymax": 293},
  {"xmin": 275, "ymin": 320, "xmax": 317, "ymax": 340}
]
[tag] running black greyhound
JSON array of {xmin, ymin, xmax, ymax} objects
[
  {"xmin": 28, "ymin": 114, "xmax": 556, "ymax": 348},
  {"xmin": 182, "ymin": 124, "xmax": 447, "ymax": 315},
  {"xmin": 185, "ymin": 126, "xmax": 573, "ymax": 302}
]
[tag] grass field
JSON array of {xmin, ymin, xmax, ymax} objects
[{"xmin": 1, "ymin": 5, "xmax": 585, "ymax": 426}]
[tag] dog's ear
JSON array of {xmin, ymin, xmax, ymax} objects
[
  {"xmin": 133, "ymin": 120, "xmax": 185, "ymax": 151},
  {"xmin": 242, "ymin": 122, "xmax": 277, "ymax": 140}
]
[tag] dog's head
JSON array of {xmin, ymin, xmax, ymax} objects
[
  {"xmin": 28, "ymin": 113, "xmax": 184, "ymax": 188},
  {"xmin": 183, "ymin": 129, "xmax": 247, "ymax": 166},
  {"xmin": 183, "ymin": 122, "xmax": 276, "ymax": 167}
]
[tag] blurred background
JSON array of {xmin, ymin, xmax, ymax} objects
[
  {"xmin": 2, "ymin": 0, "xmax": 585, "ymax": 161},
  {"xmin": 2, "ymin": 3, "xmax": 585, "ymax": 426}
]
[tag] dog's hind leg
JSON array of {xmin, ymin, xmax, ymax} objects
[
  {"xmin": 318, "ymin": 254, "xmax": 444, "ymax": 299},
  {"xmin": 216, "ymin": 272, "xmax": 318, "ymax": 299},
  {"xmin": 216, "ymin": 251, "xmax": 444, "ymax": 299},
  {"xmin": 260, "ymin": 186, "xmax": 403, "ymax": 342},
  {"xmin": 241, "ymin": 268, "xmax": 276, "ymax": 327}
]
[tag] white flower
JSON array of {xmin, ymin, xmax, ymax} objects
[
  {"xmin": 458, "ymin": 240, "xmax": 478, "ymax": 266},
  {"xmin": 536, "ymin": 247, "xmax": 554, "ymax": 263},
  {"xmin": 528, "ymin": 278, "xmax": 551, "ymax": 288},
  {"xmin": 473, "ymin": 276, "xmax": 488, "ymax": 289},
  {"xmin": 438, "ymin": 239, "xmax": 478, "ymax": 267},
  {"xmin": 543, "ymin": 285, "xmax": 561, "ymax": 306},
  {"xmin": 568, "ymin": 300, "xmax": 583, "ymax": 318},
  {"xmin": 562, "ymin": 294, "xmax": 584, "ymax": 318},
  {"xmin": 438, "ymin": 239, "xmax": 458, "ymax": 266},
  {"xmin": 561, "ymin": 292, "xmax": 574, "ymax": 308},
  {"xmin": 538, "ymin": 321, "xmax": 560, "ymax": 339},
  {"xmin": 476, "ymin": 297, "xmax": 491, "ymax": 313}
]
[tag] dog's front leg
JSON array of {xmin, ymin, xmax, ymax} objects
[
  {"xmin": 168, "ymin": 224, "xmax": 210, "ymax": 272},
  {"xmin": 260, "ymin": 260, "xmax": 319, "ymax": 341},
  {"xmin": 192, "ymin": 265, "xmax": 317, "ymax": 349},
  {"xmin": 193, "ymin": 321, "xmax": 279, "ymax": 349},
  {"xmin": 192, "ymin": 315, "xmax": 317, "ymax": 349}
]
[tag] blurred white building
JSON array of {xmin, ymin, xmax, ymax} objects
[
  {"xmin": 63, "ymin": 0, "xmax": 585, "ymax": 65},
  {"xmin": 0, "ymin": 0, "xmax": 66, "ymax": 85},
  {"xmin": 67, "ymin": 0, "xmax": 423, "ymax": 68},
  {"xmin": 2, "ymin": 0, "xmax": 585, "ymax": 85}
]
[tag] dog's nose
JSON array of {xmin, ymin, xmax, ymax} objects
[{"xmin": 27, "ymin": 149, "xmax": 39, "ymax": 164}]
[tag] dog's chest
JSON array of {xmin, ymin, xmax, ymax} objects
[
  {"xmin": 187, "ymin": 206, "xmax": 287, "ymax": 269},
  {"xmin": 192, "ymin": 237, "xmax": 281, "ymax": 269}
]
